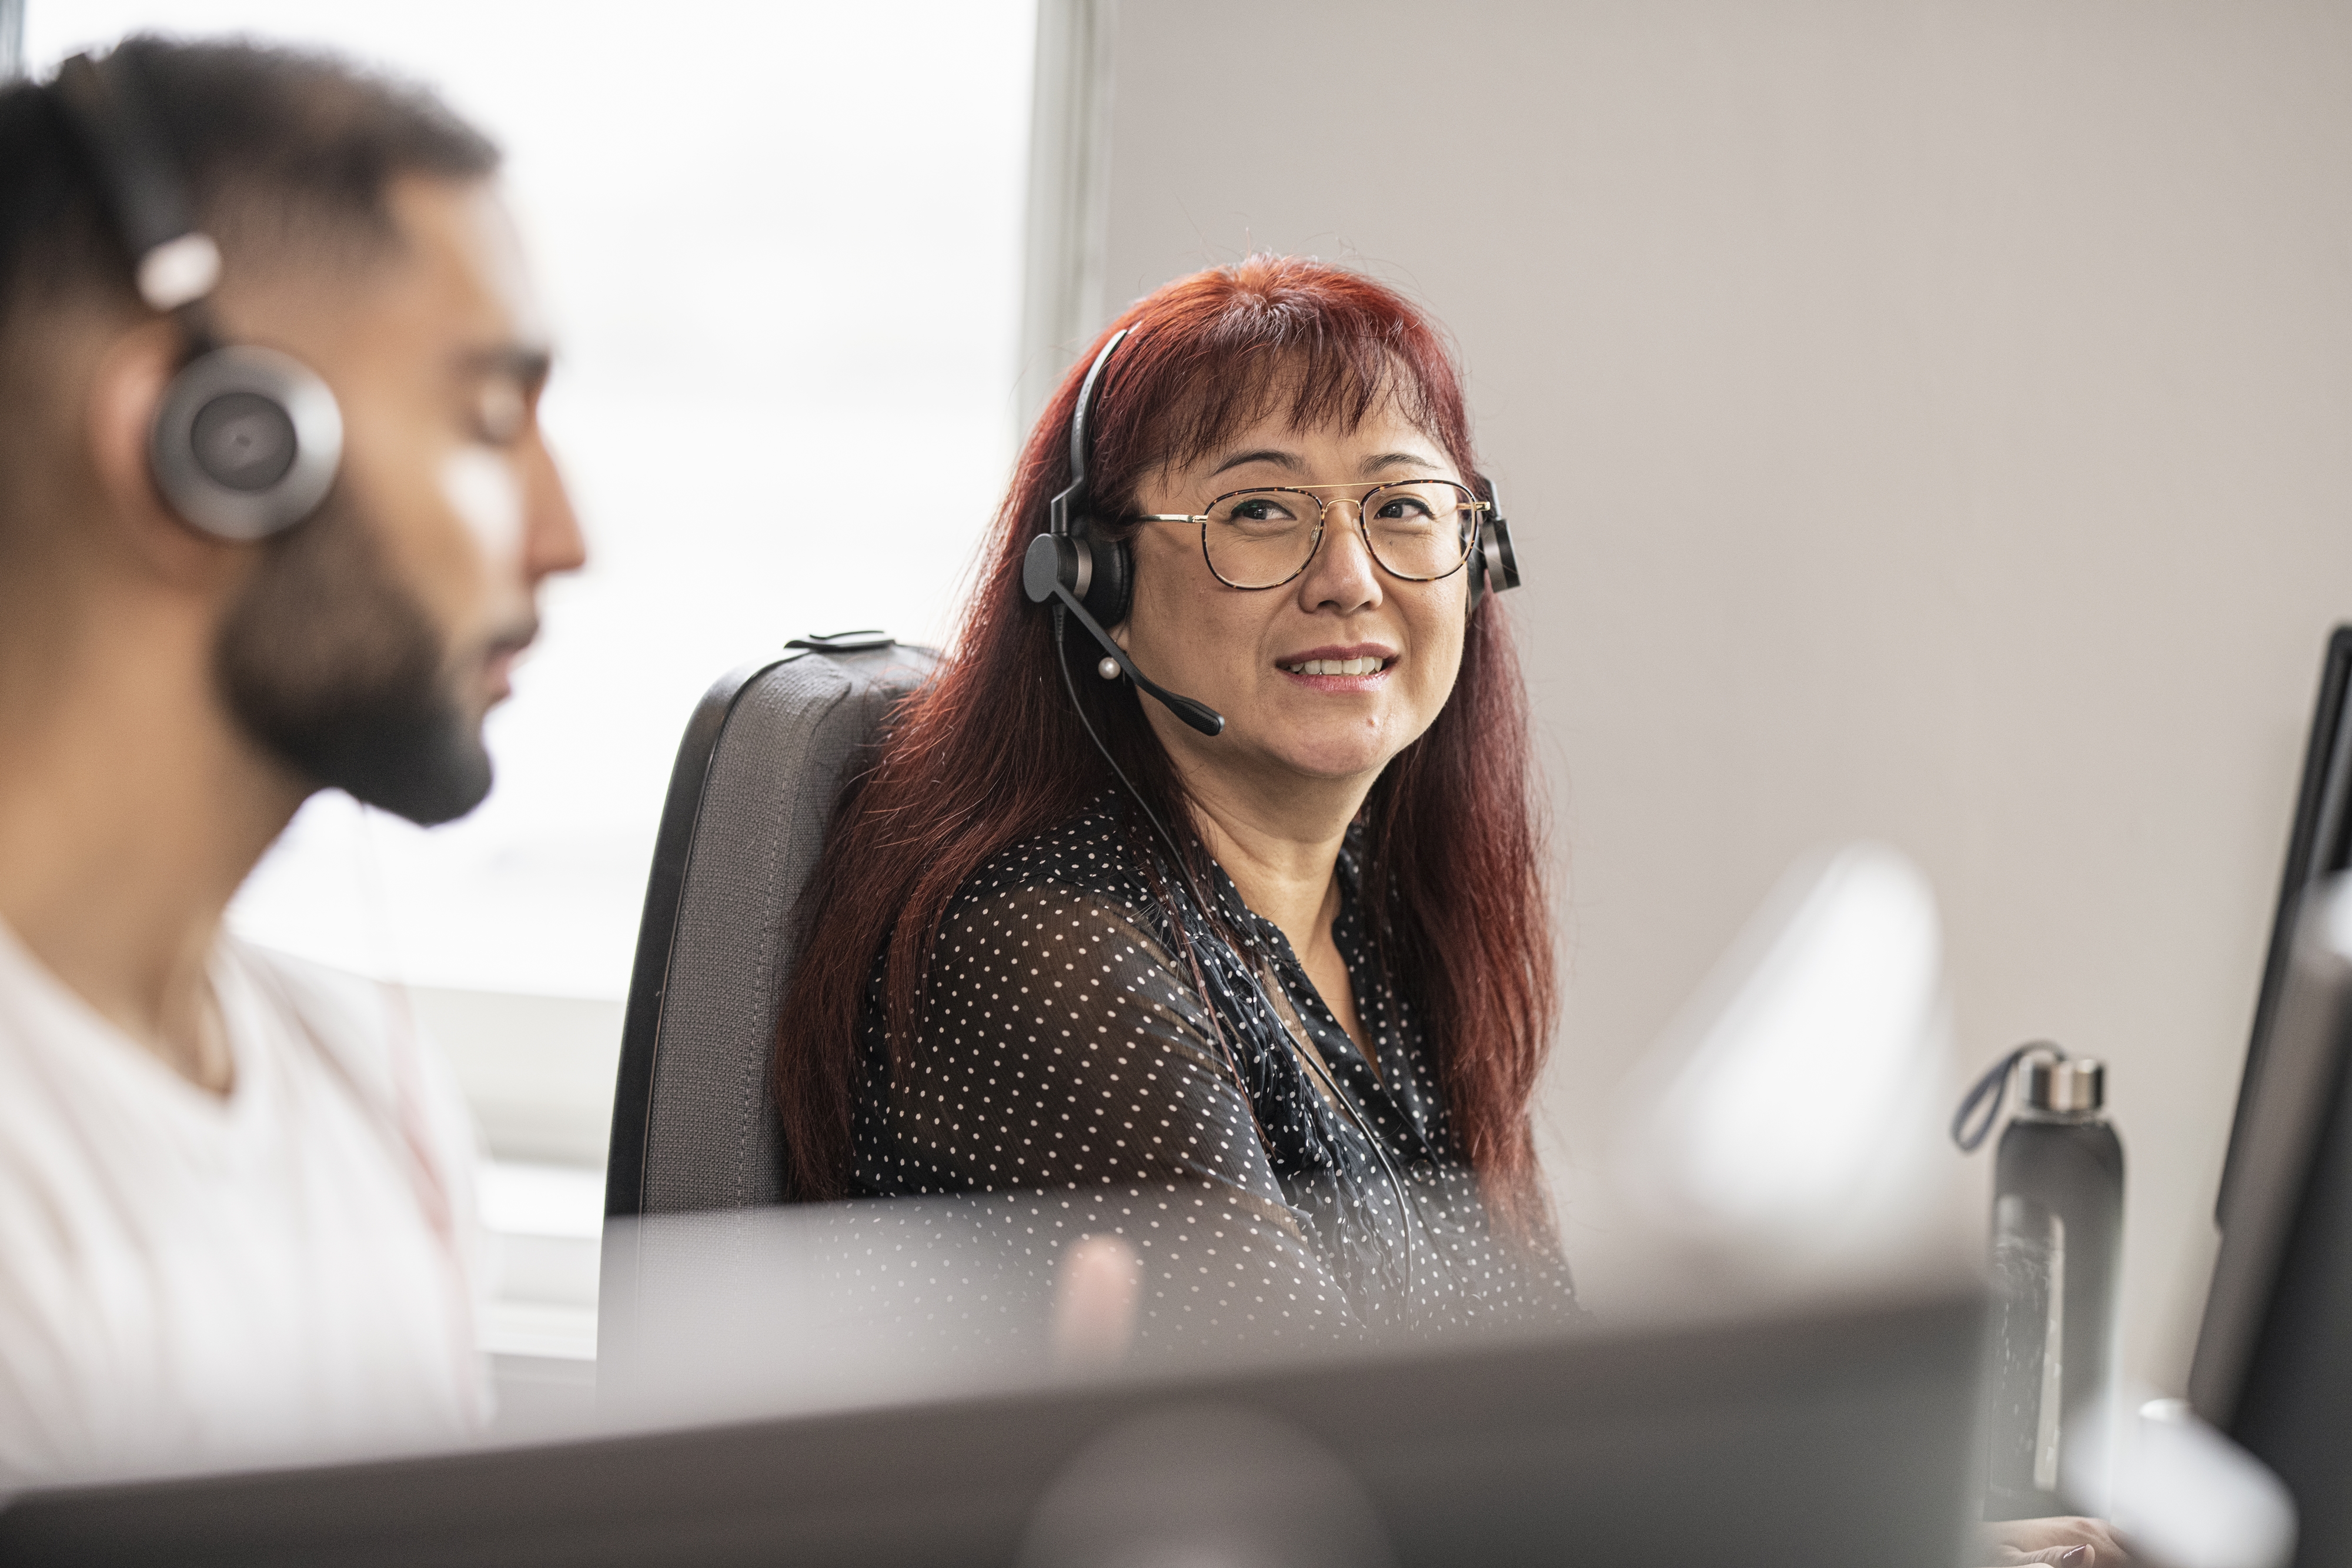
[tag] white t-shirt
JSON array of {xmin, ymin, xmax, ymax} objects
[{"xmin": 0, "ymin": 921, "xmax": 491, "ymax": 1485}]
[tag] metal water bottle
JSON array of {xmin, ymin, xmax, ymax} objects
[{"xmin": 1957, "ymin": 1046, "xmax": 2126, "ymax": 1520}]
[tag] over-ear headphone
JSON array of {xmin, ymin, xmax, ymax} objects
[
  {"xmin": 1468, "ymin": 474, "xmax": 1522, "ymax": 610},
  {"xmin": 1040, "ymin": 325, "xmax": 1137, "ymax": 629},
  {"xmin": 49, "ymin": 49, "xmax": 343, "ymax": 543}
]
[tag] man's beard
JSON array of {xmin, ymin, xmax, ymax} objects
[{"xmin": 213, "ymin": 488, "xmax": 496, "ymax": 827}]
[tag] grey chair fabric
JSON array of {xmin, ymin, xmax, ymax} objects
[{"xmin": 603, "ymin": 640, "xmax": 935, "ymax": 1220}]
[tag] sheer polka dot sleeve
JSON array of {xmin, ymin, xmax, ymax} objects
[{"xmin": 855, "ymin": 882, "xmax": 1364, "ymax": 1340}]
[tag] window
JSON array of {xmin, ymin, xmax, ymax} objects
[{"xmin": 25, "ymin": 0, "xmax": 1036, "ymax": 1005}]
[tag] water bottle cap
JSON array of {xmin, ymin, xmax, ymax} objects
[{"xmin": 2023, "ymin": 1054, "xmax": 2104, "ymax": 1114}]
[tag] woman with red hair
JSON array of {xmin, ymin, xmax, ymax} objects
[{"xmin": 778, "ymin": 255, "xmax": 1569, "ymax": 1343}]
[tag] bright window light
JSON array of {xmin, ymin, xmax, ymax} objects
[{"xmin": 25, "ymin": 0, "xmax": 1038, "ymax": 1000}]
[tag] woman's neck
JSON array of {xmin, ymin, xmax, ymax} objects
[{"xmin": 1172, "ymin": 761, "xmax": 1368, "ymax": 964}]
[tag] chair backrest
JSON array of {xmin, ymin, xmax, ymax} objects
[{"xmin": 602, "ymin": 636, "xmax": 936, "ymax": 1221}]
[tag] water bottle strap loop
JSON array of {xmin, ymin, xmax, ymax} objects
[{"xmin": 1952, "ymin": 1040, "xmax": 2067, "ymax": 1152}]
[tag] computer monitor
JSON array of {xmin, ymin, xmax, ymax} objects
[
  {"xmin": 2187, "ymin": 628, "xmax": 2352, "ymax": 1568},
  {"xmin": 2216, "ymin": 624, "xmax": 2352, "ymax": 1222},
  {"xmin": 0, "ymin": 1283, "xmax": 1984, "ymax": 1568}
]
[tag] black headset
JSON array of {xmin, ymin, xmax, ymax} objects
[
  {"xmin": 48, "ymin": 49, "xmax": 343, "ymax": 543},
  {"xmin": 1022, "ymin": 326, "xmax": 1224, "ymax": 735},
  {"xmin": 1021, "ymin": 326, "xmax": 1524, "ymax": 740}
]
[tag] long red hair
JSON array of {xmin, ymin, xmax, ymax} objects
[{"xmin": 775, "ymin": 256, "xmax": 1557, "ymax": 1238}]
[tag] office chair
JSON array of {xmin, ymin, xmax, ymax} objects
[{"xmin": 602, "ymin": 633, "xmax": 936, "ymax": 1223}]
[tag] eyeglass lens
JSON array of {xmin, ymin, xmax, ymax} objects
[{"xmin": 1202, "ymin": 482, "xmax": 1477, "ymax": 588}]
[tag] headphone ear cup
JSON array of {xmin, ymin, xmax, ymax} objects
[
  {"xmin": 1469, "ymin": 516, "xmax": 1522, "ymax": 612},
  {"xmin": 149, "ymin": 344, "xmax": 344, "ymax": 542},
  {"xmin": 1485, "ymin": 514, "xmax": 1521, "ymax": 591},
  {"xmin": 1078, "ymin": 530, "xmax": 1132, "ymax": 628}
]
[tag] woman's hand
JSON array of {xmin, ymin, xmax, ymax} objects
[{"xmin": 1975, "ymin": 1516, "xmax": 2134, "ymax": 1567}]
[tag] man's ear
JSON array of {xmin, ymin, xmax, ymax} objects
[{"xmin": 83, "ymin": 322, "xmax": 239, "ymax": 584}]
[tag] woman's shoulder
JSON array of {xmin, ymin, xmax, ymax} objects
[
  {"xmin": 950, "ymin": 791, "xmax": 1158, "ymax": 917},
  {"xmin": 920, "ymin": 796, "xmax": 1210, "ymax": 1042}
]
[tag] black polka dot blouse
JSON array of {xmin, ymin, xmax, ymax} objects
[{"xmin": 847, "ymin": 791, "xmax": 1576, "ymax": 1350}]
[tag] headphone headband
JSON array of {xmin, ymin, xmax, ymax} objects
[
  {"xmin": 52, "ymin": 52, "xmax": 222, "ymax": 321},
  {"xmin": 1048, "ymin": 325, "xmax": 1130, "ymax": 539}
]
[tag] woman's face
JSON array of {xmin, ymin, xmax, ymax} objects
[{"xmin": 1118, "ymin": 394, "xmax": 1472, "ymax": 800}]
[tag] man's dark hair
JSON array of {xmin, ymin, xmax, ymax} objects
[{"xmin": 0, "ymin": 35, "xmax": 498, "ymax": 342}]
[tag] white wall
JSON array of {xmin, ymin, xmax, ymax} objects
[{"xmin": 1097, "ymin": 0, "xmax": 2352, "ymax": 1390}]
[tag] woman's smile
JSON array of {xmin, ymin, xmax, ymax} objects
[{"xmin": 1276, "ymin": 643, "xmax": 1398, "ymax": 688}]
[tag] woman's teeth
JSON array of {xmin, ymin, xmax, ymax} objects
[{"xmin": 1284, "ymin": 656, "xmax": 1386, "ymax": 676}]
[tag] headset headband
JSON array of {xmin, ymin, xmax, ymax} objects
[
  {"xmin": 1047, "ymin": 325, "xmax": 1130, "ymax": 539},
  {"xmin": 51, "ymin": 51, "xmax": 223, "ymax": 330}
]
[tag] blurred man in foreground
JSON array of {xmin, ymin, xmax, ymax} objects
[{"xmin": 0, "ymin": 38, "xmax": 582, "ymax": 1479}]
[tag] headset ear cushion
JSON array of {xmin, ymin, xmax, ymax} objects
[
  {"xmin": 1485, "ymin": 514, "xmax": 1521, "ymax": 592},
  {"xmin": 1078, "ymin": 531, "xmax": 1132, "ymax": 628},
  {"xmin": 149, "ymin": 345, "xmax": 343, "ymax": 542},
  {"xmin": 1469, "ymin": 516, "xmax": 1521, "ymax": 611}
]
